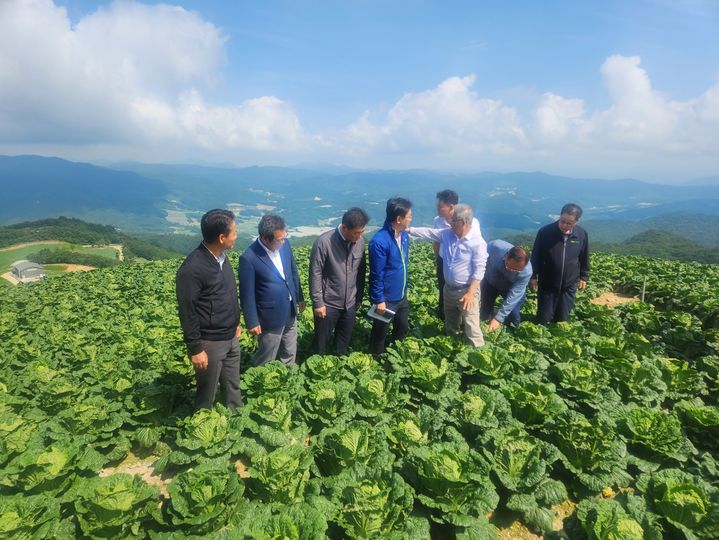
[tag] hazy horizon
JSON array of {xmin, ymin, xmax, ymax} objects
[
  {"xmin": 1, "ymin": 1, "xmax": 718, "ymax": 183},
  {"xmin": 3, "ymin": 151, "xmax": 716, "ymax": 187}
]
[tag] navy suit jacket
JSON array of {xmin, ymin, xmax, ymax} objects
[{"xmin": 238, "ymin": 239, "xmax": 304, "ymax": 331}]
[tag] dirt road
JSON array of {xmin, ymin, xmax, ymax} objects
[{"xmin": 0, "ymin": 240, "xmax": 66, "ymax": 252}]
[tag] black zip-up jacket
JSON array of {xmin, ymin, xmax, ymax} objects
[
  {"xmin": 176, "ymin": 243, "xmax": 240, "ymax": 355},
  {"xmin": 530, "ymin": 222, "xmax": 590, "ymax": 290}
]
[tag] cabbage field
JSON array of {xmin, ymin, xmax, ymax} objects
[{"xmin": 1, "ymin": 243, "xmax": 719, "ymax": 539}]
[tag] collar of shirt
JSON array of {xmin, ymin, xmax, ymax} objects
[
  {"xmin": 442, "ymin": 224, "xmax": 476, "ymax": 244},
  {"xmin": 202, "ymin": 242, "xmax": 226, "ymax": 269},
  {"xmin": 393, "ymin": 228, "xmax": 404, "ymax": 250},
  {"xmin": 258, "ymin": 238, "xmax": 287, "ymax": 281},
  {"xmin": 434, "ymin": 215, "xmax": 451, "ymax": 229},
  {"xmin": 258, "ymin": 237, "xmax": 276, "ymax": 255},
  {"xmin": 464, "ymin": 226, "xmax": 481, "ymax": 242},
  {"xmin": 337, "ymin": 226, "xmax": 355, "ymax": 256}
]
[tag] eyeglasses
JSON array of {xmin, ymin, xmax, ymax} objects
[{"xmin": 504, "ymin": 261, "xmax": 522, "ymax": 272}]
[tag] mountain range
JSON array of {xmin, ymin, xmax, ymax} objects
[{"xmin": 1, "ymin": 155, "xmax": 719, "ymax": 244}]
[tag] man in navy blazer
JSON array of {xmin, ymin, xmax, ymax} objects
[{"xmin": 238, "ymin": 214, "xmax": 305, "ymax": 366}]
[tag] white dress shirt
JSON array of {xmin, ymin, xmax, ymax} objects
[
  {"xmin": 410, "ymin": 226, "xmax": 488, "ymax": 287},
  {"xmin": 259, "ymin": 240, "xmax": 286, "ymax": 279}
]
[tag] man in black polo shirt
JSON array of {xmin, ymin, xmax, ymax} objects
[
  {"xmin": 176, "ymin": 209, "xmax": 242, "ymax": 411},
  {"xmin": 530, "ymin": 203, "xmax": 590, "ymax": 324}
]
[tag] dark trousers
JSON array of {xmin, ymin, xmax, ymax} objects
[
  {"xmin": 369, "ymin": 297, "xmax": 410, "ymax": 357},
  {"xmin": 314, "ymin": 305, "xmax": 357, "ymax": 356},
  {"xmin": 194, "ymin": 337, "xmax": 242, "ymax": 412},
  {"xmin": 436, "ymin": 257, "xmax": 445, "ymax": 320},
  {"xmin": 536, "ymin": 284, "xmax": 577, "ymax": 324},
  {"xmin": 479, "ymin": 280, "xmax": 525, "ymax": 326}
]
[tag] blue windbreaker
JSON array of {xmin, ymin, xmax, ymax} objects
[{"xmin": 368, "ymin": 222, "xmax": 410, "ymax": 304}]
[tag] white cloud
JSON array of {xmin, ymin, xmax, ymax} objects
[
  {"xmin": 533, "ymin": 93, "xmax": 586, "ymax": 141},
  {"xmin": 332, "ymin": 60, "xmax": 719, "ymax": 177},
  {"xmin": 173, "ymin": 92, "xmax": 305, "ymax": 151},
  {"xmin": 0, "ymin": 1, "xmax": 718, "ymax": 180},
  {"xmin": 0, "ymin": 0, "xmax": 304, "ymax": 152},
  {"xmin": 342, "ymin": 76, "xmax": 526, "ymax": 160},
  {"xmin": 592, "ymin": 55, "xmax": 681, "ymax": 146}
]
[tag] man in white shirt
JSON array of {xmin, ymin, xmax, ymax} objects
[
  {"xmin": 410, "ymin": 204, "xmax": 488, "ymax": 347},
  {"xmin": 433, "ymin": 190, "xmax": 481, "ymax": 319}
]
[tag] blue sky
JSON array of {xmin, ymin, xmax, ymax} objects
[{"xmin": 2, "ymin": 0, "xmax": 719, "ymax": 181}]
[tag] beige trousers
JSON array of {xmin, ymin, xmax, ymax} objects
[{"xmin": 443, "ymin": 284, "xmax": 484, "ymax": 347}]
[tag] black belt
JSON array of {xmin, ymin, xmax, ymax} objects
[{"xmin": 445, "ymin": 283, "xmax": 469, "ymax": 291}]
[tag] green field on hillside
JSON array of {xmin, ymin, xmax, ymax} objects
[
  {"xmin": 75, "ymin": 245, "xmax": 121, "ymax": 259},
  {"xmin": 0, "ymin": 242, "xmax": 66, "ymax": 271},
  {"xmin": 1, "ymin": 243, "xmax": 718, "ymax": 538},
  {"xmin": 0, "ymin": 241, "xmax": 120, "ymax": 274}
]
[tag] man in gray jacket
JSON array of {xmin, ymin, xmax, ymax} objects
[{"xmin": 309, "ymin": 207, "xmax": 369, "ymax": 355}]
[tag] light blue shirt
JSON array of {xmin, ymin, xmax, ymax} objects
[
  {"xmin": 484, "ymin": 239, "xmax": 532, "ymax": 323},
  {"xmin": 410, "ymin": 226, "xmax": 488, "ymax": 287}
]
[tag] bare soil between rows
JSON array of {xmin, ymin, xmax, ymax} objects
[{"xmin": 590, "ymin": 291, "xmax": 639, "ymax": 308}]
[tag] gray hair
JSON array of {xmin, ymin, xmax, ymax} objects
[
  {"xmin": 258, "ymin": 214, "xmax": 286, "ymax": 241},
  {"xmin": 452, "ymin": 204, "xmax": 473, "ymax": 225}
]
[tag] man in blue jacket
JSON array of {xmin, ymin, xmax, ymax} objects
[
  {"xmin": 480, "ymin": 240, "xmax": 532, "ymax": 331},
  {"xmin": 530, "ymin": 203, "xmax": 590, "ymax": 324},
  {"xmin": 368, "ymin": 197, "xmax": 412, "ymax": 357},
  {"xmin": 239, "ymin": 214, "xmax": 305, "ymax": 366}
]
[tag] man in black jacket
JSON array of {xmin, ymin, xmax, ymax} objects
[
  {"xmin": 176, "ymin": 209, "xmax": 242, "ymax": 411},
  {"xmin": 530, "ymin": 203, "xmax": 590, "ymax": 324}
]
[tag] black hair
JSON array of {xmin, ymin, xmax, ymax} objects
[
  {"xmin": 258, "ymin": 214, "xmax": 287, "ymax": 242},
  {"xmin": 342, "ymin": 207, "xmax": 370, "ymax": 229},
  {"xmin": 200, "ymin": 209, "xmax": 235, "ymax": 243},
  {"xmin": 560, "ymin": 203, "xmax": 583, "ymax": 220},
  {"xmin": 385, "ymin": 197, "xmax": 413, "ymax": 223},
  {"xmin": 506, "ymin": 246, "xmax": 529, "ymax": 264},
  {"xmin": 436, "ymin": 189, "xmax": 459, "ymax": 205}
]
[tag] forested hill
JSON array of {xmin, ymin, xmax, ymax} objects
[
  {"xmin": 593, "ymin": 230, "xmax": 719, "ymax": 265},
  {"xmin": 0, "ymin": 155, "xmax": 167, "ymax": 228},
  {"xmin": 0, "ymin": 217, "xmax": 181, "ymax": 260}
]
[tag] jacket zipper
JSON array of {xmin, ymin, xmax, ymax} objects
[
  {"xmin": 400, "ymin": 236, "xmax": 407, "ymax": 298},
  {"xmin": 345, "ymin": 241, "xmax": 350, "ymax": 309},
  {"xmin": 559, "ymin": 235, "xmax": 567, "ymax": 287}
]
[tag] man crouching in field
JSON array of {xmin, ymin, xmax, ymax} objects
[{"xmin": 176, "ymin": 209, "xmax": 242, "ymax": 411}]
